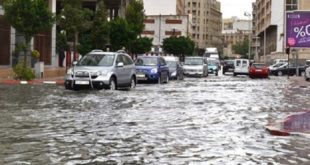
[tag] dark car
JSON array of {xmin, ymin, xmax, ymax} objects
[
  {"xmin": 163, "ymin": 56, "xmax": 184, "ymax": 80},
  {"xmin": 270, "ymin": 63, "xmax": 305, "ymax": 76},
  {"xmin": 222, "ymin": 60, "xmax": 234, "ymax": 75},
  {"xmin": 135, "ymin": 56, "xmax": 170, "ymax": 84}
]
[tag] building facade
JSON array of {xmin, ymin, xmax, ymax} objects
[
  {"xmin": 0, "ymin": 0, "xmax": 131, "ymax": 67},
  {"xmin": 253, "ymin": 0, "xmax": 310, "ymax": 62},
  {"xmin": 222, "ymin": 17, "xmax": 252, "ymax": 58},
  {"xmin": 141, "ymin": 15, "xmax": 191, "ymax": 53},
  {"xmin": 177, "ymin": 0, "xmax": 222, "ymax": 50}
]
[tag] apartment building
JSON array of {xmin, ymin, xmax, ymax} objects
[
  {"xmin": 177, "ymin": 0, "xmax": 222, "ymax": 51},
  {"xmin": 0, "ymin": 0, "xmax": 131, "ymax": 67},
  {"xmin": 253, "ymin": 0, "xmax": 310, "ymax": 62},
  {"xmin": 141, "ymin": 15, "xmax": 191, "ymax": 53},
  {"xmin": 222, "ymin": 17, "xmax": 252, "ymax": 58}
]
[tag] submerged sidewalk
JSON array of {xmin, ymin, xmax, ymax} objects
[{"xmin": 0, "ymin": 67, "xmax": 66, "ymax": 85}]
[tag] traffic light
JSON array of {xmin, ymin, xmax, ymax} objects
[{"xmin": 285, "ymin": 47, "xmax": 290, "ymax": 55}]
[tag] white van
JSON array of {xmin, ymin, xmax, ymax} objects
[{"xmin": 233, "ymin": 59, "xmax": 250, "ymax": 76}]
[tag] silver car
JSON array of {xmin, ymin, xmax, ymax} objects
[
  {"xmin": 183, "ymin": 56, "xmax": 208, "ymax": 77},
  {"xmin": 64, "ymin": 50, "xmax": 136, "ymax": 90}
]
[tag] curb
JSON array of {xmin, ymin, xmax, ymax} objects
[
  {"xmin": 266, "ymin": 111, "xmax": 310, "ymax": 137},
  {"xmin": 0, "ymin": 79, "xmax": 64, "ymax": 86}
]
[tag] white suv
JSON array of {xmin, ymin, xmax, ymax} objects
[{"xmin": 64, "ymin": 50, "xmax": 136, "ymax": 90}]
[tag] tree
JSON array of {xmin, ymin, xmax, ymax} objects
[
  {"xmin": 109, "ymin": 18, "xmax": 135, "ymax": 51},
  {"xmin": 57, "ymin": 0, "xmax": 92, "ymax": 58},
  {"xmin": 130, "ymin": 37, "xmax": 153, "ymax": 55},
  {"xmin": 3, "ymin": 0, "xmax": 54, "ymax": 64},
  {"xmin": 163, "ymin": 36, "xmax": 195, "ymax": 56},
  {"xmin": 232, "ymin": 39, "xmax": 249, "ymax": 59},
  {"xmin": 125, "ymin": 0, "xmax": 145, "ymax": 36}
]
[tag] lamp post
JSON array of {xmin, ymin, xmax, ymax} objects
[{"xmin": 244, "ymin": 12, "xmax": 252, "ymax": 60}]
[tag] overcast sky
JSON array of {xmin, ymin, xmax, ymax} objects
[{"xmin": 144, "ymin": 0, "xmax": 255, "ymax": 19}]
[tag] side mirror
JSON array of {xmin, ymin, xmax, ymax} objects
[
  {"xmin": 73, "ymin": 61, "xmax": 78, "ymax": 66},
  {"xmin": 117, "ymin": 62, "xmax": 124, "ymax": 67}
]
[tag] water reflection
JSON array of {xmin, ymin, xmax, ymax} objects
[{"xmin": 0, "ymin": 76, "xmax": 309, "ymax": 164}]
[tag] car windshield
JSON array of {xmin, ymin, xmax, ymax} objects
[
  {"xmin": 166, "ymin": 61, "xmax": 177, "ymax": 68},
  {"xmin": 77, "ymin": 54, "xmax": 115, "ymax": 66},
  {"xmin": 208, "ymin": 60, "xmax": 217, "ymax": 66},
  {"xmin": 225, "ymin": 60, "xmax": 234, "ymax": 65},
  {"xmin": 135, "ymin": 57, "xmax": 157, "ymax": 66},
  {"xmin": 184, "ymin": 58, "xmax": 203, "ymax": 65},
  {"xmin": 252, "ymin": 63, "xmax": 265, "ymax": 68}
]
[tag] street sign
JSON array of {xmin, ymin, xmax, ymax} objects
[{"xmin": 286, "ymin": 11, "xmax": 310, "ymax": 48}]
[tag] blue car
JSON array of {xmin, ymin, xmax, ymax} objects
[
  {"xmin": 135, "ymin": 56, "xmax": 169, "ymax": 84},
  {"xmin": 207, "ymin": 58, "xmax": 220, "ymax": 76}
]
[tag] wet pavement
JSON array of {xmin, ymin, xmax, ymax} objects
[{"xmin": 0, "ymin": 75, "xmax": 309, "ymax": 165}]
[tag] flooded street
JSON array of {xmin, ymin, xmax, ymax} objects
[{"xmin": 0, "ymin": 75, "xmax": 310, "ymax": 165}]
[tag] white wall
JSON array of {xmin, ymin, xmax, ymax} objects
[
  {"xmin": 142, "ymin": 15, "xmax": 189, "ymax": 48},
  {"xmin": 271, "ymin": 0, "xmax": 284, "ymax": 52}
]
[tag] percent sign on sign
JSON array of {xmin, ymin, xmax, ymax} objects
[{"xmin": 294, "ymin": 25, "xmax": 310, "ymax": 38}]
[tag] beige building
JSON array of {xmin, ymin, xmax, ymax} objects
[
  {"xmin": 222, "ymin": 17, "xmax": 252, "ymax": 58},
  {"xmin": 253, "ymin": 0, "xmax": 310, "ymax": 63},
  {"xmin": 177, "ymin": 0, "xmax": 222, "ymax": 51}
]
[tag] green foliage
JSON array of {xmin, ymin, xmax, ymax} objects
[
  {"xmin": 91, "ymin": 0, "xmax": 109, "ymax": 50},
  {"xmin": 31, "ymin": 50, "xmax": 40, "ymax": 59},
  {"xmin": 129, "ymin": 37, "xmax": 153, "ymax": 54},
  {"xmin": 125, "ymin": 0, "xmax": 145, "ymax": 35},
  {"xmin": 163, "ymin": 36, "xmax": 195, "ymax": 55},
  {"xmin": 13, "ymin": 61, "xmax": 35, "ymax": 80},
  {"xmin": 232, "ymin": 39, "xmax": 249, "ymax": 59},
  {"xmin": 109, "ymin": 18, "xmax": 135, "ymax": 51},
  {"xmin": 56, "ymin": 32, "xmax": 69, "ymax": 52},
  {"xmin": 3, "ymin": 0, "xmax": 55, "ymax": 42}
]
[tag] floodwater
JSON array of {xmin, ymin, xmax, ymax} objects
[{"xmin": 0, "ymin": 75, "xmax": 309, "ymax": 165}]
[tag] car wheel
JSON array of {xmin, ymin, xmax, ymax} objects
[
  {"xmin": 215, "ymin": 71, "xmax": 218, "ymax": 76},
  {"xmin": 109, "ymin": 77, "xmax": 117, "ymax": 90},
  {"xmin": 129, "ymin": 76, "xmax": 136, "ymax": 90},
  {"xmin": 277, "ymin": 71, "xmax": 283, "ymax": 76},
  {"xmin": 300, "ymin": 71, "xmax": 305, "ymax": 77},
  {"xmin": 233, "ymin": 73, "xmax": 236, "ymax": 76},
  {"xmin": 165, "ymin": 74, "xmax": 169, "ymax": 83},
  {"xmin": 158, "ymin": 74, "xmax": 162, "ymax": 84}
]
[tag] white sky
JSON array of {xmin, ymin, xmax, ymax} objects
[{"xmin": 144, "ymin": 0, "xmax": 255, "ymax": 19}]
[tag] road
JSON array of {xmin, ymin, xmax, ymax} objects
[{"xmin": 0, "ymin": 74, "xmax": 309, "ymax": 164}]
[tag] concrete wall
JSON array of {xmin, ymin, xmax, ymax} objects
[{"xmin": 271, "ymin": 0, "xmax": 284, "ymax": 53}]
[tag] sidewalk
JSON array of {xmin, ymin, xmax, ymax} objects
[{"xmin": 0, "ymin": 67, "xmax": 66, "ymax": 85}]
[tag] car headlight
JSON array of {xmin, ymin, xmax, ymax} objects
[
  {"xmin": 97, "ymin": 70, "xmax": 108, "ymax": 76},
  {"xmin": 67, "ymin": 68, "xmax": 73, "ymax": 75},
  {"xmin": 151, "ymin": 68, "xmax": 158, "ymax": 74},
  {"xmin": 171, "ymin": 71, "xmax": 177, "ymax": 76}
]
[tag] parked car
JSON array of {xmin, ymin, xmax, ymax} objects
[
  {"xmin": 135, "ymin": 56, "xmax": 169, "ymax": 84},
  {"xmin": 222, "ymin": 60, "xmax": 234, "ymax": 75},
  {"xmin": 233, "ymin": 59, "xmax": 250, "ymax": 76},
  {"xmin": 163, "ymin": 56, "xmax": 184, "ymax": 80},
  {"xmin": 207, "ymin": 58, "xmax": 220, "ymax": 76},
  {"xmin": 249, "ymin": 63, "xmax": 269, "ymax": 78},
  {"xmin": 183, "ymin": 56, "xmax": 208, "ymax": 77},
  {"xmin": 268, "ymin": 62, "xmax": 287, "ymax": 72},
  {"xmin": 304, "ymin": 60, "xmax": 310, "ymax": 81},
  {"xmin": 64, "ymin": 50, "xmax": 136, "ymax": 90},
  {"xmin": 305, "ymin": 66, "xmax": 310, "ymax": 81},
  {"xmin": 270, "ymin": 63, "xmax": 301, "ymax": 76}
]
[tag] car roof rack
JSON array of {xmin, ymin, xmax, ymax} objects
[{"xmin": 91, "ymin": 49, "xmax": 104, "ymax": 52}]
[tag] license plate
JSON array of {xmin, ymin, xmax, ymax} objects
[
  {"xmin": 75, "ymin": 81, "xmax": 89, "ymax": 85},
  {"xmin": 256, "ymin": 69, "xmax": 262, "ymax": 72},
  {"xmin": 137, "ymin": 74, "xmax": 145, "ymax": 78}
]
